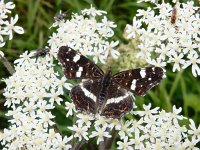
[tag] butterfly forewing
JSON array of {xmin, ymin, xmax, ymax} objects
[
  {"xmin": 101, "ymin": 81, "xmax": 133, "ymax": 119},
  {"xmin": 113, "ymin": 67, "xmax": 164, "ymax": 96},
  {"xmin": 58, "ymin": 46, "xmax": 104, "ymax": 79}
]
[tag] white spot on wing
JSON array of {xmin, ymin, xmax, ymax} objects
[
  {"xmin": 140, "ymin": 69, "xmax": 146, "ymax": 78},
  {"xmin": 131, "ymin": 79, "xmax": 137, "ymax": 90},
  {"xmin": 80, "ymin": 84, "xmax": 97, "ymax": 102},
  {"xmin": 78, "ymin": 67, "xmax": 83, "ymax": 71},
  {"xmin": 106, "ymin": 93, "xmax": 129, "ymax": 105},
  {"xmin": 73, "ymin": 54, "xmax": 80, "ymax": 62},
  {"xmin": 76, "ymin": 67, "xmax": 83, "ymax": 77},
  {"xmin": 76, "ymin": 72, "xmax": 81, "ymax": 77}
]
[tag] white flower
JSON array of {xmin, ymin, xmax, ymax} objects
[
  {"xmin": 47, "ymin": 32, "xmax": 60, "ymax": 48},
  {"xmin": 115, "ymin": 120, "xmax": 133, "ymax": 139},
  {"xmin": 108, "ymin": 119, "xmax": 120, "ymax": 130},
  {"xmin": 68, "ymin": 124, "xmax": 89, "ymax": 141},
  {"xmin": 143, "ymin": 114, "xmax": 157, "ymax": 129},
  {"xmin": 117, "ymin": 136, "xmax": 134, "ymax": 150},
  {"xmin": 131, "ymin": 130, "xmax": 145, "ymax": 149},
  {"xmin": 169, "ymin": 52, "xmax": 185, "ymax": 72},
  {"xmin": 37, "ymin": 100, "xmax": 54, "ymax": 113},
  {"xmin": 101, "ymin": 16, "xmax": 117, "ymax": 28},
  {"xmin": 92, "ymin": 46, "xmax": 107, "ymax": 64},
  {"xmin": 2, "ymin": 15, "xmax": 24, "ymax": 40},
  {"xmin": 0, "ymin": 0, "xmax": 15, "ymax": 14},
  {"xmin": 134, "ymin": 103, "xmax": 159, "ymax": 118},
  {"xmin": 126, "ymin": 17, "xmax": 142, "ymax": 39},
  {"xmin": 89, "ymin": 125, "xmax": 111, "ymax": 145},
  {"xmin": 99, "ymin": 16, "xmax": 117, "ymax": 37},
  {"xmin": 94, "ymin": 115, "xmax": 109, "ymax": 128},
  {"xmin": 155, "ymin": 44, "xmax": 171, "ymax": 60},
  {"xmin": 137, "ymin": 43, "xmax": 151, "ymax": 59},
  {"xmin": 76, "ymin": 113, "xmax": 94, "ymax": 127},
  {"xmin": 183, "ymin": 52, "xmax": 200, "ymax": 77},
  {"xmin": 47, "ymin": 89, "xmax": 63, "ymax": 105},
  {"xmin": 56, "ymin": 76, "xmax": 72, "ymax": 94},
  {"xmin": 53, "ymin": 134, "xmax": 72, "ymax": 150},
  {"xmin": 131, "ymin": 118, "xmax": 144, "ymax": 133},
  {"xmin": 170, "ymin": 105, "xmax": 186, "ymax": 124},
  {"xmin": 146, "ymin": 58, "xmax": 167, "ymax": 68},
  {"xmin": 82, "ymin": 5, "xmax": 106, "ymax": 17},
  {"xmin": 188, "ymin": 119, "xmax": 200, "ymax": 141},
  {"xmin": 65, "ymin": 101, "xmax": 76, "ymax": 117},
  {"xmin": 39, "ymin": 111, "xmax": 55, "ymax": 128},
  {"xmin": 104, "ymin": 41, "xmax": 120, "ymax": 59},
  {"xmin": 22, "ymin": 101, "xmax": 37, "ymax": 116},
  {"xmin": 13, "ymin": 51, "xmax": 33, "ymax": 65}
]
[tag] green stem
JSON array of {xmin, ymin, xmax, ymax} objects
[
  {"xmin": 169, "ymin": 70, "xmax": 183, "ymax": 100},
  {"xmin": 105, "ymin": 128, "xmax": 116, "ymax": 149},
  {"xmin": 99, "ymin": 128, "xmax": 116, "ymax": 150},
  {"xmin": 71, "ymin": 113, "xmax": 77, "ymax": 146},
  {"xmin": 0, "ymin": 56, "xmax": 15, "ymax": 75},
  {"xmin": 72, "ymin": 139, "xmax": 86, "ymax": 150}
]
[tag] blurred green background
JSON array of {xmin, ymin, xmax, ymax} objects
[{"xmin": 0, "ymin": 0, "xmax": 200, "ymax": 147}]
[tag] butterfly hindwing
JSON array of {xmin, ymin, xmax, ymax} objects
[
  {"xmin": 113, "ymin": 67, "xmax": 164, "ymax": 96},
  {"xmin": 58, "ymin": 46, "xmax": 104, "ymax": 79},
  {"xmin": 70, "ymin": 79, "xmax": 102, "ymax": 114},
  {"xmin": 101, "ymin": 81, "xmax": 133, "ymax": 119}
]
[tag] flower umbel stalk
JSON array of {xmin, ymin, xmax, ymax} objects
[{"xmin": 0, "ymin": 54, "xmax": 15, "ymax": 75}]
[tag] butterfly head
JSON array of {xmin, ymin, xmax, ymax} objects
[{"xmin": 105, "ymin": 68, "xmax": 112, "ymax": 77}]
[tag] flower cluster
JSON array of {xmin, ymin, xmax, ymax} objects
[
  {"xmin": 0, "ymin": 0, "xmax": 24, "ymax": 48},
  {"xmin": 117, "ymin": 104, "xmax": 200, "ymax": 149},
  {"xmin": 125, "ymin": 1, "xmax": 200, "ymax": 77},
  {"xmin": 109, "ymin": 37, "xmax": 148, "ymax": 71},
  {"xmin": 0, "ymin": 52, "xmax": 72, "ymax": 149},
  {"xmin": 65, "ymin": 103, "xmax": 200, "ymax": 149},
  {"xmin": 48, "ymin": 6, "xmax": 119, "ymax": 64}
]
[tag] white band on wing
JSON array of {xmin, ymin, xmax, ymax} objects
[
  {"xmin": 106, "ymin": 93, "xmax": 130, "ymax": 105},
  {"xmin": 80, "ymin": 84, "xmax": 97, "ymax": 102}
]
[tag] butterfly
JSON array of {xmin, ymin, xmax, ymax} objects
[{"xmin": 58, "ymin": 46, "xmax": 164, "ymax": 119}]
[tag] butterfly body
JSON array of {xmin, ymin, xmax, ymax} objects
[
  {"xmin": 58, "ymin": 46, "xmax": 164, "ymax": 119},
  {"xmin": 99, "ymin": 70, "xmax": 112, "ymax": 107}
]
